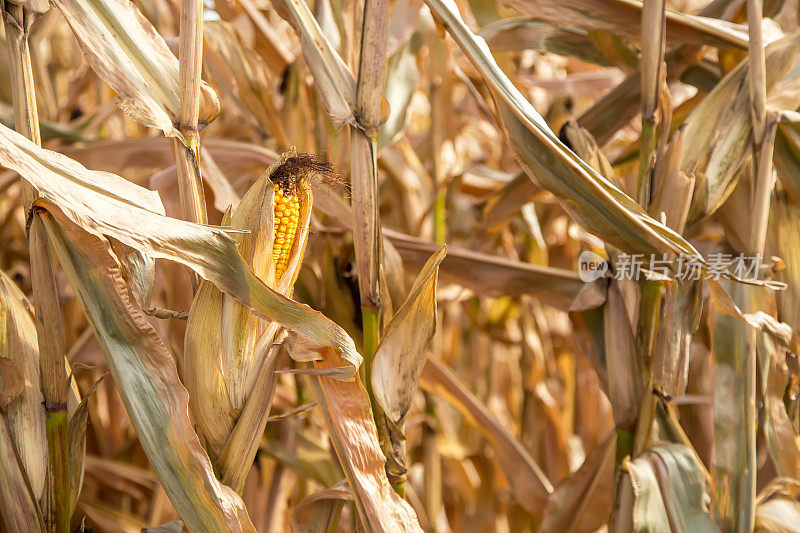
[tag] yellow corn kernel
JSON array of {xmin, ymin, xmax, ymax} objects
[{"xmin": 272, "ymin": 183, "xmax": 301, "ymax": 280}]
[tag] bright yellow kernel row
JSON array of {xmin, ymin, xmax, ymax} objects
[{"xmin": 272, "ymin": 183, "xmax": 300, "ymax": 280}]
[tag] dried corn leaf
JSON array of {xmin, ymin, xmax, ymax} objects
[
  {"xmin": 0, "ymin": 400, "xmax": 43, "ymax": 532},
  {"xmin": 68, "ymin": 374, "xmax": 107, "ymax": 514},
  {"xmin": 41, "ymin": 215, "xmax": 255, "ymax": 532},
  {"xmin": 0, "ymin": 270, "xmax": 46, "ymax": 500},
  {"xmin": 498, "ymin": 0, "xmax": 748, "ymax": 48},
  {"xmin": 274, "ymin": 0, "xmax": 356, "ymax": 126},
  {"xmin": 420, "ymin": 358, "xmax": 552, "ymax": 512},
  {"xmin": 372, "ymin": 245, "xmax": 445, "ymax": 424},
  {"xmin": 604, "ymin": 279, "xmax": 642, "ymax": 430},
  {"xmin": 304, "ymin": 347, "xmax": 422, "ymax": 531},
  {"xmin": 386, "ymin": 230, "xmax": 585, "ymax": 309},
  {"xmin": 0, "ymin": 124, "xmax": 362, "ymax": 377},
  {"xmin": 755, "ymin": 479, "xmax": 800, "ymax": 532},
  {"xmin": 481, "ymin": 19, "xmax": 612, "ymax": 65},
  {"xmin": 424, "ymin": 0, "xmax": 703, "ymax": 261},
  {"xmin": 52, "ymin": 0, "xmax": 219, "ymax": 138},
  {"xmin": 682, "ymin": 33, "xmax": 800, "ymax": 222}
]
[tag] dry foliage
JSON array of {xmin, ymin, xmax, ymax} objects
[{"xmin": 0, "ymin": 0, "xmax": 799, "ymax": 531}]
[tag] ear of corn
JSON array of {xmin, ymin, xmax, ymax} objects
[
  {"xmin": 272, "ymin": 183, "xmax": 300, "ymax": 281},
  {"xmin": 183, "ymin": 150, "xmax": 317, "ymax": 467}
]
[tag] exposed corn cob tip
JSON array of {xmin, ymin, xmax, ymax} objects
[
  {"xmin": 269, "ymin": 154, "xmax": 334, "ymax": 281},
  {"xmin": 272, "ymin": 183, "xmax": 300, "ymax": 280}
]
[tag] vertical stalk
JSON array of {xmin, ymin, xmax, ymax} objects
[
  {"xmin": 4, "ymin": 3, "xmax": 69, "ymax": 531},
  {"xmin": 173, "ymin": 0, "xmax": 208, "ymax": 227},
  {"xmin": 430, "ymin": 39, "xmax": 448, "ymax": 245},
  {"xmin": 351, "ymin": 0, "xmax": 396, "ymax": 495},
  {"xmin": 738, "ymin": 2, "xmax": 771, "ymax": 530},
  {"xmin": 637, "ymin": 0, "xmax": 666, "ymax": 207}
]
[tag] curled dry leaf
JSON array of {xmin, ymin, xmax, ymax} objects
[
  {"xmin": 372, "ymin": 245, "xmax": 445, "ymax": 424},
  {"xmin": 290, "ymin": 480, "xmax": 352, "ymax": 533},
  {"xmin": 541, "ymin": 431, "xmax": 616, "ymax": 533},
  {"xmin": 616, "ymin": 444, "xmax": 717, "ymax": 532},
  {"xmin": 304, "ymin": 347, "xmax": 422, "ymax": 532},
  {"xmin": 52, "ymin": 0, "xmax": 219, "ymax": 138}
]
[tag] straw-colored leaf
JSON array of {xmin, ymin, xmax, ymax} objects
[
  {"xmin": 755, "ymin": 479, "xmax": 800, "ymax": 532},
  {"xmin": 372, "ymin": 245, "xmax": 445, "ymax": 424},
  {"xmin": 52, "ymin": 0, "xmax": 219, "ymax": 138},
  {"xmin": 68, "ymin": 374, "xmax": 107, "ymax": 513},
  {"xmin": 424, "ymin": 0, "xmax": 704, "ymax": 261},
  {"xmin": 541, "ymin": 431, "xmax": 616, "ymax": 533},
  {"xmin": 0, "ymin": 270, "xmax": 46, "ymax": 500},
  {"xmin": 0, "ymin": 395, "xmax": 44, "ymax": 531},
  {"xmin": 304, "ymin": 347, "xmax": 422, "ymax": 531},
  {"xmin": 499, "ymin": 0, "xmax": 750, "ymax": 48},
  {"xmin": 291, "ymin": 480, "xmax": 352, "ymax": 533},
  {"xmin": 682, "ymin": 33, "xmax": 800, "ymax": 223},
  {"xmin": 41, "ymin": 215, "xmax": 255, "ymax": 531},
  {"xmin": 274, "ymin": 0, "xmax": 356, "ymax": 126}
]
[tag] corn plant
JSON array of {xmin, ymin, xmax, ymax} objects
[{"xmin": 0, "ymin": 0, "xmax": 800, "ymax": 531}]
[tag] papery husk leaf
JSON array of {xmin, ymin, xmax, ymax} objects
[
  {"xmin": 0, "ymin": 124, "xmax": 362, "ymax": 378},
  {"xmin": 305, "ymin": 347, "xmax": 422, "ymax": 532},
  {"xmin": 372, "ymin": 245, "xmax": 445, "ymax": 424},
  {"xmin": 0, "ymin": 270, "xmax": 46, "ymax": 500},
  {"xmin": 618, "ymin": 444, "xmax": 718, "ymax": 532},
  {"xmin": 420, "ymin": 358, "xmax": 552, "ymax": 512},
  {"xmin": 41, "ymin": 215, "xmax": 255, "ymax": 532},
  {"xmin": 52, "ymin": 0, "xmax": 219, "ymax": 138},
  {"xmin": 0, "ymin": 407, "xmax": 44, "ymax": 532}
]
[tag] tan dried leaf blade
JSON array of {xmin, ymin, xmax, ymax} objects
[
  {"xmin": 0, "ymin": 123, "xmax": 362, "ymax": 377},
  {"xmin": 53, "ymin": 0, "xmax": 219, "ymax": 138},
  {"xmin": 0, "ymin": 270, "xmax": 46, "ymax": 500},
  {"xmin": 306, "ymin": 348, "xmax": 422, "ymax": 532},
  {"xmin": 372, "ymin": 245, "xmax": 445, "ymax": 424},
  {"xmin": 41, "ymin": 215, "xmax": 255, "ymax": 532}
]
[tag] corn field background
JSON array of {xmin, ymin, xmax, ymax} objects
[{"xmin": 1, "ymin": 0, "xmax": 800, "ymax": 530}]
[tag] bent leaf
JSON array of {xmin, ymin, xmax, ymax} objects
[{"xmin": 372, "ymin": 245, "xmax": 445, "ymax": 424}]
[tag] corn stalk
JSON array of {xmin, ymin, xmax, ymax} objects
[{"xmin": 3, "ymin": 3, "xmax": 69, "ymax": 531}]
